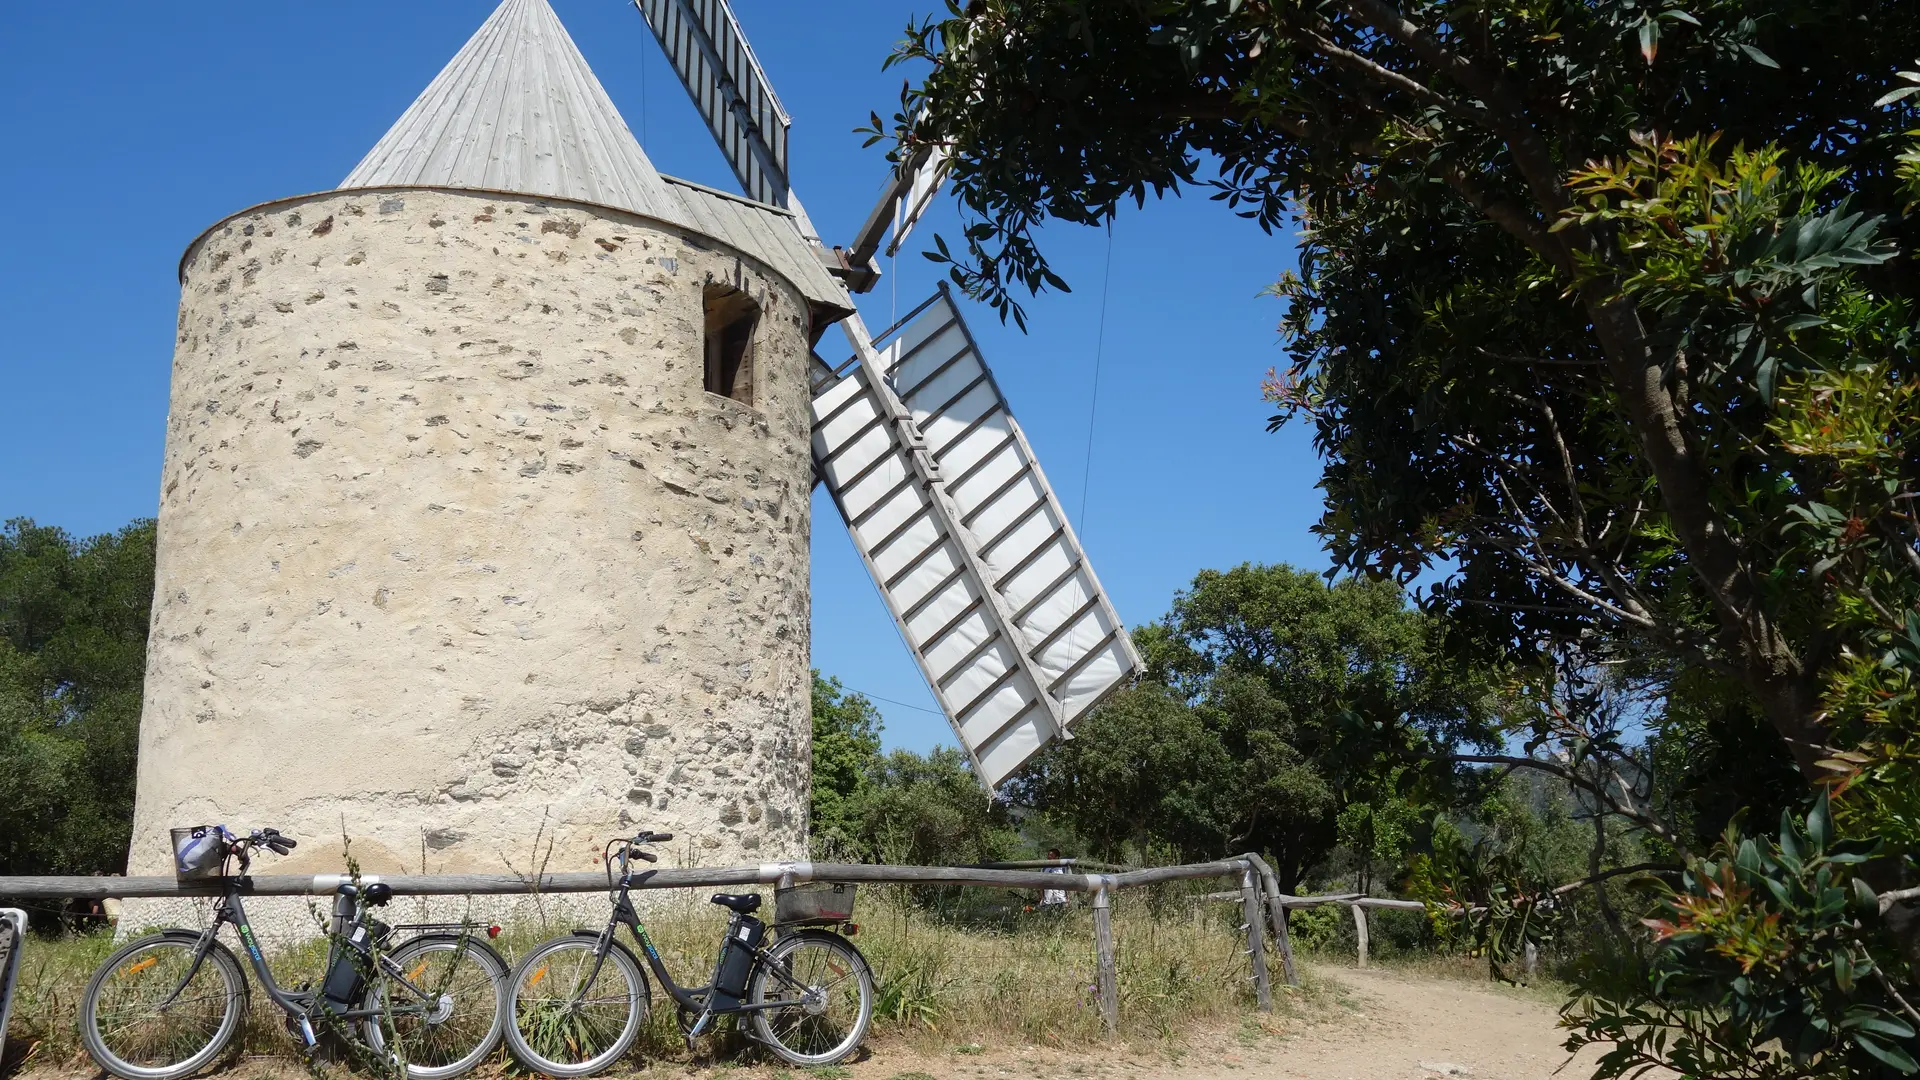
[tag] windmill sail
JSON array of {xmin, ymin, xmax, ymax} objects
[
  {"xmin": 812, "ymin": 290, "xmax": 1142, "ymax": 787},
  {"xmin": 633, "ymin": 0, "xmax": 792, "ymax": 209},
  {"xmin": 628, "ymin": 0, "xmax": 1140, "ymax": 787},
  {"xmin": 886, "ymin": 141, "xmax": 948, "ymax": 257}
]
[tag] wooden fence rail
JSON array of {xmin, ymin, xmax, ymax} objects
[
  {"xmin": 0, "ymin": 860, "xmax": 1253, "ymax": 901},
  {"xmin": 1199, "ymin": 885, "xmax": 1431, "ymax": 971},
  {"xmin": 0, "ymin": 856, "xmax": 1283, "ymax": 1038},
  {"xmin": 1272, "ymin": 891, "xmax": 1426, "ymax": 971}
]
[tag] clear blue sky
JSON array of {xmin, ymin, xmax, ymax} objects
[{"xmin": 0, "ymin": 0, "xmax": 1327, "ymax": 753}]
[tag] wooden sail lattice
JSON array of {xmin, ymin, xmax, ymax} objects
[{"xmin": 811, "ymin": 291, "xmax": 1140, "ymax": 787}]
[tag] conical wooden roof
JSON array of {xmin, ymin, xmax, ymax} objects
[{"xmin": 341, "ymin": 0, "xmax": 688, "ymax": 225}]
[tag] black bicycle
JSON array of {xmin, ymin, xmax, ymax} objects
[
  {"xmin": 504, "ymin": 830, "xmax": 875, "ymax": 1075},
  {"xmin": 79, "ymin": 827, "xmax": 510, "ymax": 1080}
]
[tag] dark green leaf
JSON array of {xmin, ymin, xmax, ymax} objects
[
  {"xmin": 1808, "ymin": 794, "xmax": 1833, "ymax": 853},
  {"xmin": 1854, "ymin": 1032, "xmax": 1919, "ymax": 1073}
]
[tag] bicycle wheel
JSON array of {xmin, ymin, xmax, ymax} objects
[
  {"xmin": 747, "ymin": 930, "xmax": 873, "ymax": 1066},
  {"xmin": 505, "ymin": 935, "xmax": 651, "ymax": 1077},
  {"xmin": 362, "ymin": 933, "xmax": 509, "ymax": 1080},
  {"xmin": 80, "ymin": 933, "xmax": 248, "ymax": 1080}
]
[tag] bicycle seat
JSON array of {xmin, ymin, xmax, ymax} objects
[{"xmin": 709, "ymin": 893, "xmax": 762, "ymax": 914}]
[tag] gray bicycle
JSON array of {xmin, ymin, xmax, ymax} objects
[
  {"xmin": 504, "ymin": 829, "xmax": 874, "ymax": 1075},
  {"xmin": 79, "ymin": 826, "xmax": 509, "ymax": 1080}
]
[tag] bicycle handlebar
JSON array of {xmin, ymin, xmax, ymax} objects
[
  {"xmin": 238, "ymin": 829, "xmax": 298, "ymax": 855},
  {"xmin": 606, "ymin": 831, "xmax": 672, "ymax": 886}
]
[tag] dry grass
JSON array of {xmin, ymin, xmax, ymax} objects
[{"xmin": 3, "ymin": 883, "xmax": 1326, "ymax": 1077}]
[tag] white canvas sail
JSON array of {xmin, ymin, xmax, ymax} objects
[{"xmin": 812, "ymin": 290, "xmax": 1141, "ymax": 787}]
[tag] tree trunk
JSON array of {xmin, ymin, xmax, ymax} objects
[
  {"xmin": 1423, "ymin": 110, "xmax": 1835, "ymax": 781},
  {"xmin": 1591, "ymin": 807, "xmax": 1623, "ymax": 936},
  {"xmin": 1578, "ymin": 291, "xmax": 1832, "ymax": 779}
]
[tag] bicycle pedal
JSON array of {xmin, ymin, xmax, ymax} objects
[{"xmin": 283, "ymin": 1012, "xmax": 318, "ymax": 1048}]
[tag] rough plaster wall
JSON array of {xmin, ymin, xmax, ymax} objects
[{"xmin": 123, "ymin": 188, "xmax": 814, "ymax": 939}]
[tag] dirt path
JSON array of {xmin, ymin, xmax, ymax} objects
[
  {"xmin": 12, "ymin": 966, "xmax": 1617, "ymax": 1080},
  {"xmin": 1224, "ymin": 967, "xmax": 1605, "ymax": 1079},
  {"xmin": 840, "ymin": 966, "xmax": 1609, "ymax": 1080}
]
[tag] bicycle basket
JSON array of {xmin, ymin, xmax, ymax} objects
[
  {"xmin": 774, "ymin": 882, "xmax": 855, "ymax": 925},
  {"xmin": 171, "ymin": 826, "xmax": 227, "ymax": 880}
]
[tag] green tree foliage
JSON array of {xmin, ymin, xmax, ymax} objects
[
  {"xmin": 810, "ymin": 672, "xmax": 885, "ymax": 854},
  {"xmin": 881, "ymin": 7, "xmax": 1920, "ymax": 1071},
  {"xmin": 807, "ymin": 674, "xmax": 1017, "ymax": 866},
  {"xmin": 1011, "ymin": 681, "xmax": 1241, "ymax": 861},
  {"xmin": 878, "ymin": 0, "xmax": 1920, "ymax": 781},
  {"xmin": 1011, "ymin": 564, "xmax": 1498, "ymax": 890},
  {"xmin": 1409, "ymin": 773, "xmax": 1645, "ymax": 980},
  {"xmin": 1572, "ymin": 798, "xmax": 1918, "ymax": 1077},
  {"xmin": 0, "ymin": 517, "xmax": 155, "ymax": 877},
  {"xmin": 1335, "ymin": 779, "xmax": 1423, "ymax": 895},
  {"xmin": 858, "ymin": 748, "xmax": 1018, "ymax": 867}
]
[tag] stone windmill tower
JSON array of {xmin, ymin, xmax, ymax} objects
[{"xmin": 127, "ymin": 0, "xmax": 1138, "ymax": 916}]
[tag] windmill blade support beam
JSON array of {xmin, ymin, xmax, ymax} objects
[
  {"xmin": 842, "ymin": 311, "xmax": 1069, "ymax": 751},
  {"xmin": 844, "ymin": 145, "xmax": 935, "ymax": 290},
  {"xmin": 633, "ymin": 0, "xmax": 808, "ymax": 235},
  {"xmin": 812, "ymin": 291, "xmax": 1141, "ymax": 788}
]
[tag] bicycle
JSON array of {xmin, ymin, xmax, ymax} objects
[
  {"xmin": 504, "ymin": 829, "xmax": 875, "ymax": 1075},
  {"xmin": 79, "ymin": 826, "xmax": 510, "ymax": 1080}
]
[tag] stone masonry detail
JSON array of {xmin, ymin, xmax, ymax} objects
[{"xmin": 126, "ymin": 189, "xmax": 814, "ymax": 927}]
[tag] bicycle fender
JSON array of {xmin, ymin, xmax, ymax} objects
[
  {"xmin": 145, "ymin": 931, "xmax": 250, "ymax": 1011},
  {"xmin": 774, "ymin": 928, "xmax": 873, "ymax": 970},
  {"xmin": 825, "ymin": 932, "xmax": 872, "ymax": 973},
  {"xmin": 558, "ymin": 930, "xmax": 656, "ymax": 1003},
  {"xmin": 566, "ymin": 930, "xmax": 649, "ymax": 979},
  {"xmin": 392, "ymin": 930, "xmax": 510, "ymax": 969}
]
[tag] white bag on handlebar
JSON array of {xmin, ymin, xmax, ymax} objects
[{"xmin": 171, "ymin": 826, "xmax": 226, "ymax": 880}]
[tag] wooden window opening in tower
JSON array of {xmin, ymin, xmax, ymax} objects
[{"xmin": 704, "ymin": 284, "xmax": 759, "ymax": 405}]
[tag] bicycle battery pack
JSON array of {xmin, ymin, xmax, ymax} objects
[
  {"xmin": 322, "ymin": 922, "xmax": 374, "ymax": 1011},
  {"xmin": 708, "ymin": 915, "xmax": 766, "ymax": 1012}
]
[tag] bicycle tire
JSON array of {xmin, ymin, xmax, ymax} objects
[
  {"xmin": 80, "ymin": 932, "xmax": 248, "ymax": 1080},
  {"xmin": 746, "ymin": 930, "xmax": 873, "ymax": 1067},
  {"xmin": 361, "ymin": 933, "xmax": 509, "ymax": 1080},
  {"xmin": 504, "ymin": 933, "xmax": 651, "ymax": 1077}
]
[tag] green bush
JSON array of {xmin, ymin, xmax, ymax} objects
[
  {"xmin": 1288, "ymin": 904, "xmax": 1349, "ymax": 954},
  {"xmin": 1566, "ymin": 797, "xmax": 1916, "ymax": 1077}
]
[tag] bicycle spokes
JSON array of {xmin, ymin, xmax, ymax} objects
[
  {"xmin": 750, "ymin": 936, "xmax": 872, "ymax": 1064},
  {"xmin": 378, "ymin": 942, "xmax": 502, "ymax": 1069},
  {"xmin": 85, "ymin": 937, "xmax": 243, "ymax": 1077},
  {"xmin": 508, "ymin": 938, "xmax": 647, "ymax": 1072}
]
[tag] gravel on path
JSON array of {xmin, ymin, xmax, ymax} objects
[{"xmin": 833, "ymin": 965, "xmax": 1624, "ymax": 1080}]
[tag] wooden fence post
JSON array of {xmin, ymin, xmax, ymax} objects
[
  {"xmin": 1245, "ymin": 854, "xmax": 1297, "ymax": 988},
  {"xmin": 1240, "ymin": 867, "xmax": 1273, "ymax": 1011},
  {"xmin": 1350, "ymin": 902, "xmax": 1370, "ymax": 969},
  {"xmin": 1092, "ymin": 882, "xmax": 1119, "ymax": 1036}
]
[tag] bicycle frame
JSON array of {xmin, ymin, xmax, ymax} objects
[
  {"xmin": 156, "ymin": 878, "xmax": 468, "ymax": 1048},
  {"xmin": 569, "ymin": 846, "xmax": 831, "ymax": 1025}
]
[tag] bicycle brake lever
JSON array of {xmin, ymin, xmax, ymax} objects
[{"xmin": 635, "ymin": 850, "xmax": 659, "ymax": 863}]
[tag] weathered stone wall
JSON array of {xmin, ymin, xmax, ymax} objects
[{"xmin": 124, "ymin": 188, "xmax": 814, "ymax": 938}]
